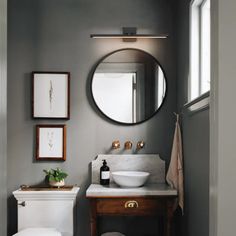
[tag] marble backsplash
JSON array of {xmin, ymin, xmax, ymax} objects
[{"xmin": 91, "ymin": 154, "xmax": 165, "ymax": 184}]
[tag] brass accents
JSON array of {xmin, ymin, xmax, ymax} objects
[
  {"xmin": 124, "ymin": 141, "xmax": 132, "ymax": 150},
  {"xmin": 112, "ymin": 140, "xmax": 120, "ymax": 149},
  {"xmin": 137, "ymin": 141, "xmax": 145, "ymax": 150},
  {"xmin": 125, "ymin": 200, "xmax": 139, "ymax": 208},
  {"xmin": 111, "ymin": 140, "xmax": 145, "ymax": 150}
]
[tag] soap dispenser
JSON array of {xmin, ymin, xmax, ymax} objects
[{"xmin": 100, "ymin": 159, "xmax": 110, "ymax": 185}]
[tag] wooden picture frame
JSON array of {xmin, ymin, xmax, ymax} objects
[
  {"xmin": 32, "ymin": 72, "xmax": 70, "ymax": 119},
  {"xmin": 36, "ymin": 124, "xmax": 66, "ymax": 161}
]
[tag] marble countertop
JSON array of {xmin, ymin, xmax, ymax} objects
[{"xmin": 86, "ymin": 184, "xmax": 177, "ymax": 197}]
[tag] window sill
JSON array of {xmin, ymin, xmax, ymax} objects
[{"xmin": 183, "ymin": 91, "xmax": 210, "ymax": 115}]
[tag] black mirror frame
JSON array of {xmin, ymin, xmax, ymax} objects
[{"xmin": 90, "ymin": 48, "xmax": 168, "ymax": 125}]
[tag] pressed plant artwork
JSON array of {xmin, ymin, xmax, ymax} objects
[
  {"xmin": 36, "ymin": 125, "xmax": 66, "ymax": 161},
  {"xmin": 32, "ymin": 72, "xmax": 70, "ymax": 119}
]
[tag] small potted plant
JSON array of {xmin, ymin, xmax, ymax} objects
[{"xmin": 43, "ymin": 168, "xmax": 68, "ymax": 187}]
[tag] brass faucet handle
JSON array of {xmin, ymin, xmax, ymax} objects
[
  {"xmin": 112, "ymin": 140, "xmax": 120, "ymax": 149},
  {"xmin": 124, "ymin": 141, "xmax": 132, "ymax": 150},
  {"xmin": 137, "ymin": 141, "xmax": 145, "ymax": 150}
]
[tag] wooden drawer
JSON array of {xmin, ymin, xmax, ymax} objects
[{"xmin": 96, "ymin": 197, "xmax": 167, "ymax": 216}]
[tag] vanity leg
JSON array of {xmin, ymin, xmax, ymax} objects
[
  {"xmin": 90, "ymin": 199, "xmax": 97, "ymax": 236},
  {"xmin": 158, "ymin": 216, "xmax": 164, "ymax": 236},
  {"xmin": 165, "ymin": 200, "xmax": 175, "ymax": 236}
]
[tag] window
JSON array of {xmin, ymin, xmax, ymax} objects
[{"xmin": 190, "ymin": 0, "xmax": 211, "ymax": 101}]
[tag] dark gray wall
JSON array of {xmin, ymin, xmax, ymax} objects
[
  {"xmin": 0, "ymin": 0, "xmax": 7, "ymax": 235},
  {"xmin": 7, "ymin": 1, "xmax": 177, "ymax": 236},
  {"xmin": 176, "ymin": 0, "xmax": 209, "ymax": 236}
]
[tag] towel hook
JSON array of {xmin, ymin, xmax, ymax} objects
[{"xmin": 173, "ymin": 112, "xmax": 180, "ymax": 122}]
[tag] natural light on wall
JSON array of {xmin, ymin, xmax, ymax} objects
[{"xmin": 190, "ymin": 0, "xmax": 211, "ymax": 101}]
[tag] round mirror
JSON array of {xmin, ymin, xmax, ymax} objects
[{"xmin": 91, "ymin": 49, "xmax": 167, "ymax": 124}]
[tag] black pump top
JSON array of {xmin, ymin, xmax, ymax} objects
[{"xmin": 102, "ymin": 159, "xmax": 107, "ymax": 166}]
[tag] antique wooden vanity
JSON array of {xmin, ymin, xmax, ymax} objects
[
  {"xmin": 86, "ymin": 184, "xmax": 177, "ymax": 236},
  {"xmin": 86, "ymin": 155, "xmax": 178, "ymax": 236}
]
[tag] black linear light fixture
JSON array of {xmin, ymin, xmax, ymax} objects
[{"xmin": 91, "ymin": 27, "xmax": 168, "ymax": 42}]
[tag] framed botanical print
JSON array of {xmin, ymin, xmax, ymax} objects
[
  {"xmin": 36, "ymin": 125, "xmax": 66, "ymax": 161},
  {"xmin": 32, "ymin": 72, "xmax": 70, "ymax": 119}
]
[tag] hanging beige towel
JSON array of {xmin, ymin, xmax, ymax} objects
[{"xmin": 166, "ymin": 114, "xmax": 184, "ymax": 214}]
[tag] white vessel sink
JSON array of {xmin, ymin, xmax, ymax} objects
[{"xmin": 112, "ymin": 171, "xmax": 150, "ymax": 188}]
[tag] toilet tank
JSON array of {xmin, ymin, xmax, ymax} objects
[{"xmin": 13, "ymin": 187, "xmax": 79, "ymax": 236}]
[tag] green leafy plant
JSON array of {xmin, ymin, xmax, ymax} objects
[{"xmin": 43, "ymin": 168, "xmax": 68, "ymax": 182}]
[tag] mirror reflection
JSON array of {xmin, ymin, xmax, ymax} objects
[{"xmin": 91, "ymin": 49, "xmax": 167, "ymax": 124}]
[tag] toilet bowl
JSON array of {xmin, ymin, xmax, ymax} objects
[
  {"xmin": 13, "ymin": 228, "xmax": 62, "ymax": 236},
  {"xmin": 13, "ymin": 187, "xmax": 80, "ymax": 236}
]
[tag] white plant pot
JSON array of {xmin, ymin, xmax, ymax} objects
[{"xmin": 49, "ymin": 179, "xmax": 65, "ymax": 187}]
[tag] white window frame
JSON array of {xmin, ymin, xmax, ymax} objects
[{"xmin": 189, "ymin": 0, "xmax": 211, "ymax": 102}]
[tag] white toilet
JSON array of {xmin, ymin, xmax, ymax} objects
[{"xmin": 13, "ymin": 187, "xmax": 80, "ymax": 236}]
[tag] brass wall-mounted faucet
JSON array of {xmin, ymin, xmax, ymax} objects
[
  {"xmin": 112, "ymin": 140, "xmax": 120, "ymax": 149},
  {"xmin": 124, "ymin": 141, "xmax": 132, "ymax": 150},
  {"xmin": 112, "ymin": 140, "xmax": 144, "ymax": 150},
  {"xmin": 137, "ymin": 141, "xmax": 145, "ymax": 150}
]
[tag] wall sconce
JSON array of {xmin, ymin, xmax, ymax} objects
[
  {"xmin": 91, "ymin": 27, "xmax": 168, "ymax": 42},
  {"xmin": 112, "ymin": 140, "xmax": 120, "ymax": 149}
]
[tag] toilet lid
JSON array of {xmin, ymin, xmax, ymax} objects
[{"xmin": 13, "ymin": 228, "xmax": 61, "ymax": 236}]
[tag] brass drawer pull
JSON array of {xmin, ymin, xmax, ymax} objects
[{"xmin": 124, "ymin": 200, "xmax": 139, "ymax": 208}]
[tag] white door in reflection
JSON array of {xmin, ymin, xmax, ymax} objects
[
  {"xmin": 93, "ymin": 73, "xmax": 136, "ymax": 123},
  {"xmin": 157, "ymin": 66, "xmax": 166, "ymax": 108}
]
